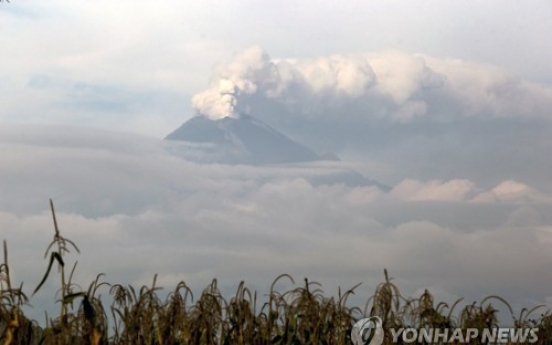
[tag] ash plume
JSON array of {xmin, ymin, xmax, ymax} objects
[
  {"xmin": 191, "ymin": 46, "xmax": 552, "ymax": 124},
  {"xmin": 191, "ymin": 46, "xmax": 394, "ymax": 120}
]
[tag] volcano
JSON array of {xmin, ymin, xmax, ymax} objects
[
  {"xmin": 165, "ymin": 115, "xmax": 321, "ymax": 165},
  {"xmin": 165, "ymin": 114, "xmax": 389, "ymax": 189}
]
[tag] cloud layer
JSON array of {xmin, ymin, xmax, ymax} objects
[{"xmin": 2, "ymin": 125, "xmax": 552, "ymax": 322}]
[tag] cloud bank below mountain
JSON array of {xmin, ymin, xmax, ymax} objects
[{"xmin": 1, "ymin": 125, "xmax": 552, "ymax": 322}]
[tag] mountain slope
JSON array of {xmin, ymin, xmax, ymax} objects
[{"xmin": 165, "ymin": 115, "xmax": 321, "ymax": 164}]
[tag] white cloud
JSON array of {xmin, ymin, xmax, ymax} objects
[
  {"xmin": 391, "ymin": 179, "xmax": 476, "ymax": 202},
  {"xmin": 422, "ymin": 56, "xmax": 552, "ymax": 118},
  {"xmin": 472, "ymin": 180, "xmax": 552, "ymax": 204},
  {"xmin": 386, "ymin": 179, "xmax": 552, "ymax": 204}
]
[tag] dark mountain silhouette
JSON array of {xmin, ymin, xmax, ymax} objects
[
  {"xmin": 165, "ymin": 114, "xmax": 320, "ymax": 164},
  {"xmin": 165, "ymin": 114, "xmax": 389, "ymax": 190}
]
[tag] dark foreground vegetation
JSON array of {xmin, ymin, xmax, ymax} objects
[{"xmin": 1, "ymin": 201, "xmax": 551, "ymax": 345}]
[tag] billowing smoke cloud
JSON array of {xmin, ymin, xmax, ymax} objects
[
  {"xmin": 191, "ymin": 46, "xmax": 387, "ymax": 120},
  {"xmin": 191, "ymin": 46, "xmax": 271, "ymax": 120},
  {"xmin": 191, "ymin": 46, "xmax": 552, "ymax": 122}
]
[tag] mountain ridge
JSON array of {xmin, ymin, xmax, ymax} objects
[
  {"xmin": 164, "ymin": 114, "xmax": 389, "ymax": 190},
  {"xmin": 165, "ymin": 114, "xmax": 321, "ymax": 165}
]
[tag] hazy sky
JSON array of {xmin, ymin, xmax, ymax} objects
[
  {"xmin": 2, "ymin": 0, "xmax": 552, "ymax": 324},
  {"xmin": 2, "ymin": 0, "xmax": 552, "ymax": 136}
]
